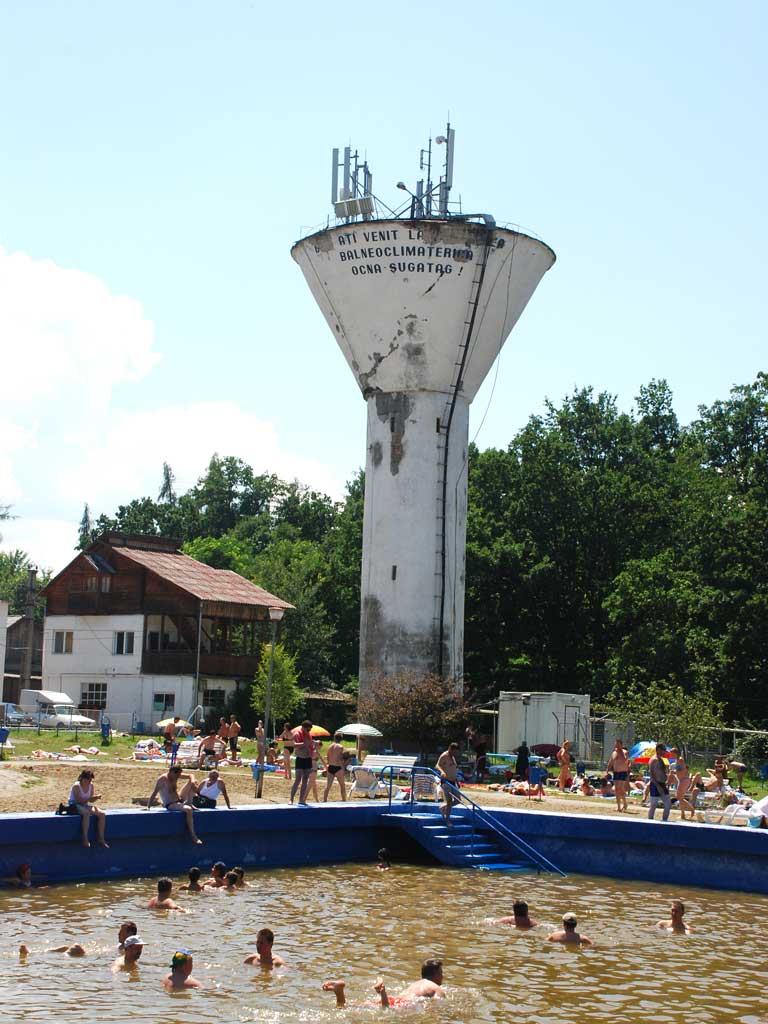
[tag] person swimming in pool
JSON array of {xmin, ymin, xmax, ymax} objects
[
  {"xmin": 323, "ymin": 958, "xmax": 446, "ymax": 1007},
  {"xmin": 493, "ymin": 899, "xmax": 539, "ymax": 928},
  {"xmin": 163, "ymin": 949, "xmax": 202, "ymax": 990},
  {"xmin": 656, "ymin": 899, "xmax": 693, "ymax": 933},
  {"xmin": 547, "ymin": 912, "xmax": 593, "ymax": 946}
]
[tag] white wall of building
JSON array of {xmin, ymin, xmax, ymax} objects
[{"xmin": 497, "ymin": 691, "xmax": 591, "ymax": 754}]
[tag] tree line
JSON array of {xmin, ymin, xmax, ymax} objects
[{"xmin": 3, "ymin": 372, "xmax": 766, "ymax": 727}]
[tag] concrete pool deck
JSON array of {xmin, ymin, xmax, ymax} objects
[{"xmin": 1, "ymin": 800, "xmax": 766, "ymax": 894}]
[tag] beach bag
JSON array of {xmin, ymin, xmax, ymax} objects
[{"xmin": 55, "ymin": 803, "xmax": 80, "ymax": 816}]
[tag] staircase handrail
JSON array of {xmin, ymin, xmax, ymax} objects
[{"xmin": 382, "ymin": 765, "xmax": 565, "ymax": 878}]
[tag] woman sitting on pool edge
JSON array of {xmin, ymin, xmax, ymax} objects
[{"xmin": 66, "ymin": 769, "xmax": 109, "ymax": 849}]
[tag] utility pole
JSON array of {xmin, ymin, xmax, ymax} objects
[{"xmin": 19, "ymin": 568, "xmax": 37, "ymax": 693}]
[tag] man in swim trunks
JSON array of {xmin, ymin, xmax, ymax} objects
[
  {"xmin": 323, "ymin": 958, "xmax": 446, "ymax": 1007},
  {"xmin": 436, "ymin": 742, "xmax": 460, "ymax": 826},
  {"xmin": 547, "ymin": 912, "xmax": 593, "ymax": 946},
  {"xmin": 323, "ymin": 733, "xmax": 348, "ymax": 801},
  {"xmin": 607, "ymin": 739, "xmax": 630, "ymax": 812},
  {"xmin": 648, "ymin": 744, "xmax": 671, "ymax": 821},
  {"xmin": 197, "ymin": 729, "xmax": 221, "ymax": 767},
  {"xmin": 147, "ymin": 877, "xmax": 187, "ymax": 912},
  {"xmin": 146, "ymin": 765, "xmax": 202, "ymax": 844},
  {"xmin": 163, "ymin": 950, "xmax": 201, "ymax": 990},
  {"xmin": 112, "ymin": 935, "xmax": 144, "ymax": 972},
  {"xmin": 494, "ymin": 899, "xmax": 539, "ymax": 928},
  {"xmin": 227, "ymin": 715, "xmax": 241, "ymax": 758},
  {"xmin": 290, "ymin": 719, "xmax": 314, "ymax": 805},
  {"xmin": 243, "ymin": 927, "xmax": 285, "ymax": 968},
  {"xmin": 656, "ymin": 899, "xmax": 692, "ymax": 933}
]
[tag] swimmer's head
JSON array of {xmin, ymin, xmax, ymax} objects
[
  {"xmin": 157, "ymin": 877, "xmax": 173, "ymax": 896},
  {"xmin": 118, "ymin": 920, "xmax": 137, "ymax": 944},
  {"xmin": 170, "ymin": 949, "xmax": 193, "ymax": 971},
  {"xmin": 562, "ymin": 912, "xmax": 577, "ymax": 930},
  {"xmin": 256, "ymin": 928, "xmax": 274, "ymax": 949},
  {"xmin": 212, "ymin": 861, "xmax": 226, "ymax": 878},
  {"xmin": 671, "ymin": 900, "xmax": 685, "ymax": 917},
  {"xmin": 123, "ymin": 936, "xmax": 144, "ymax": 961},
  {"xmin": 513, "ymin": 900, "xmax": 529, "ymax": 918},
  {"xmin": 188, "ymin": 867, "xmax": 201, "ymax": 882},
  {"xmin": 233, "ymin": 866, "xmax": 245, "ymax": 881},
  {"xmin": 377, "ymin": 848, "xmax": 391, "ymax": 863},
  {"xmin": 421, "ymin": 958, "xmax": 443, "ymax": 982},
  {"xmin": 16, "ymin": 863, "xmax": 31, "ymax": 881},
  {"xmin": 66, "ymin": 944, "xmax": 86, "ymax": 957},
  {"xmin": 225, "ymin": 871, "xmax": 238, "ymax": 887}
]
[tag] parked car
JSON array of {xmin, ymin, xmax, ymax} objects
[
  {"xmin": 0, "ymin": 701, "xmax": 33, "ymax": 726},
  {"xmin": 36, "ymin": 704, "xmax": 97, "ymax": 728}
]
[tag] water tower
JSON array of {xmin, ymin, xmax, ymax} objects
[{"xmin": 291, "ymin": 128, "xmax": 555, "ymax": 697}]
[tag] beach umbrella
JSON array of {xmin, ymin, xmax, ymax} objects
[
  {"xmin": 336, "ymin": 723, "xmax": 383, "ymax": 759},
  {"xmin": 309, "ymin": 725, "xmax": 331, "ymax": 738},
  {"xmin": 155, "ymin": 717, "xmax": 193, "ymax": 730},
  {"xmin": 628, "ymin": 741, "xmax": 673, "ymax": 764}
]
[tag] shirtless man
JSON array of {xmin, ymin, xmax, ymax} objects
[
  {"xmin": 290, "ymin": 720, "xmax": 314, "ymax": 805},
  {"xmin": 163, "ymin": 950, "xmax": 202, "ymax": 990},
  {"xmin": 198, "ymin": 729, "xmax": 221, "ymax": 767},
  {"xmin": 607, "ymin": 739, "xmax": 631, "ymax": 812},
  {"xmin": 205, "ymin": 861, "xmax": 227, "ymax": 888},
  {"xmin": 146, "ymin": 765, "xmax": 202, "ymax": 844},
  {"xmin": 218, "ymin": 717, "xmax": 230, "ymax": 746},
  {"xmin": 147, "ymin": 877, "xmax": 187, "ymax": 912},
  {"xmin": 243, "ymin": 927, "xmax": 285, "ymax": 968},
  {"xmin": 547, "ymin": 912, "xmax": 593, "ymax": 946},
  {"xmin": 323, "ymin": 958, "xmax": 446, "ymax": 1008},
  {"xmin": 227, "ymin": 715, "xmax": 241, "ymax": 758},
  {"xmin": 493, "ymin": 899, "xmax": 539, "ymax": 928},
  {"xmin": 648, "ymin": 744, "xmax": 671, "ymax": 821},
  {"xmin": 112, "ymin": 935, "xmax": 144, "ymax": 972},
  {"xmin": 323, "ymin": 734, "xmax": 347, "ymax": 802},
  {"xmin": 436, "ymin": 742, "xmax": 460, "ymax": 827},
  {"xmin": 557, "ymin": 740, "xmax": 572, "ymax": 792},
  {"xmin": 656, "ymin": 899, "xmax": 692, "ymax": 933},
  {"xmin": 21, "ymin": 942, "xmax": 87, "ymax": 957}
]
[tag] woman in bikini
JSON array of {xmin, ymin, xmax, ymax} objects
[
  {"xmin": 669, "ymin": 748, "xmax": 694, "ymax": 820},
  {"xmin": 279, "ymin": 722, "xmax": 294, "ymax": 781}
]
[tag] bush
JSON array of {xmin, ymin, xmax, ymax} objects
[{"xmin": 734, "ymin": 732, "xmax": 768, "ymax": 770}]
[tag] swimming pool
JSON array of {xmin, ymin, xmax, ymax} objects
[{"xmin": 4, "ymin": 862, "xmax": 766, "ymax": 1023}]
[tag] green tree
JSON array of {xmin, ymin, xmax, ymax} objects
[
  {"xmin": 0, "ymin": 551, "xmax": 51, "ymax": 616},
  {"xmin": 357, "ymin": 673, "xmax": 469, "ymax": 757},
  {"xmin": 251, "ymin": 642, "xmax": 302, "ymax": 724},
  {"xmin": 77, "ymin": 503, "xmax": 94, "ymax": 550},
  {"xmin": 158, "ymin": 462, "xmax": 177, "ymax": 504},
  {"xmin": 599, "ymin": 679, "xmax": 725, "ymax": 751}
]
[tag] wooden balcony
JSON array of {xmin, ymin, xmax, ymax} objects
[{"xmin": 141, "ymin": 650, "xmax": 260, "ymax": 679}]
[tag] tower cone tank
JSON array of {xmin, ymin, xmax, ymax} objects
[{"xmin": 292, "ymin": 217, "xmax": 555, "ymax": 696}]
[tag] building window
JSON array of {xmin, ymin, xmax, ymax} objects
[
  {"xmin": 81, "ymin": 682, "xmax": 107, "ymax": 710},
  {"xmin": 113, "ymin": 631, "xmax": 135, "ymax": 655},
  {"xmin": 101, "ymin": 575, "xmax": 111, "ymax": 593},
  {"xmin": 203, "ymin": 689, "xmax": 226, "ymax": 709},
  {"xmin": 53, "ymin": 630, "xmax": 73, "ymax": 654},
  {"xmin": 153, "ymin": 692, "xmax": 175, "ymax": 715},
  {"xmin": 147, "ymin": 631, "xmax": 160, "ymax": 652},
  {"xmin": 86, "ymin": 576, "xmax": 98, "ymax": 592}
]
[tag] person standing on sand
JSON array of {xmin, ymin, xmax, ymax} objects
[
  {"xmin": 323, "ymin": 734, "xmax": 348, "ymax": 801},
  {"xmin": 279, "ymin": 722, "xmax": 294, "ymax": 780},
  {"xmin": 648, "ymin": 744, "xmax": 671, "ymax": 821},
  {"xmin": 146, "ymin": 765, "xmax": 202, "ymax": 844},
  {"xmin": 67, "ymin": 769, "xmax": 109, "ymax": 849},
  {"xmin": 547, "ymin": 912, "xmax": 593, "ymax": 946},
  {"xmin": 607, "ymin": 740, "xmax": 631, "ymax": 812},
  {"xmin": 436, "ymin": 742, "xmax": 461, "ymax": 826},
  {"xmin": 255, "ymin": 720, "xmax": 266, "ymax": 763},
  {"xmin": 557, "ymin": 740, "xmax": 572, "ymax": 792},
  {"xmin": 290, "ymin": 720, "xmax": 314, "ymax": 805},
  {"xmin": 163, "ymin": 950, "xmax": 201, "ymax": 990},
  {"xmin": 227, "ymin": 715, "xmax": 241, "ymax": 758}
]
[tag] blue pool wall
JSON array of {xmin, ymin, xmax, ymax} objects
[{"xmin": 1, "ymin": 803, "xmax": 767, "ymax": 894}]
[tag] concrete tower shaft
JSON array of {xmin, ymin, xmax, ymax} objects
[{"xmin": 291, "ymin": 217, "xmax": 555, "ymax": 695}]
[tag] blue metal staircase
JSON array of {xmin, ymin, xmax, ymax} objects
[{"xmin": 379, "ymin": 767, "xmax": 566, "ymax": 876}]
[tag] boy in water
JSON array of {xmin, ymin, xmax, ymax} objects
[
  {"xmin": 244, "ymin": 928, "xmax": 285, "ymax": 968},
  {"xmin": 323, "ymin": 958, "xmax": 446, "ymax": 1007},
  {"xmin": 493, "ymin": 899, "xmax": 539, "ymax": 928},
  {"xmin": 112, "ymin": 935, "xmax": 144, "ymax": 972},
  {"xmin": 179, "ymin": 866, "xmax": 203, "ymax": 892},
  {"xmin": 147, "ymin": 877, "xmax": 187, "ymax": 912},
  {"xmin": 163, "ymin": 950, "xmax": 201, "ymax": 990}
]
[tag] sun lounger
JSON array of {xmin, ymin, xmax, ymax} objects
[
  {"xmin": 349, "ymin": 765, "xmax": 404, "ymax": 800},
  {"xmin": 175, "ymin": 739, "xmax": 226, "ymax": 769}
]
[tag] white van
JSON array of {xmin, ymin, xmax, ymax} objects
[{"xmin": 19, "ymin": 689, "xmax": 97, "ymax": 729}]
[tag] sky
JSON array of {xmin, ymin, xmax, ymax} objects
[{"xmin": 0, "ymin": 1, "xmax": 765, "ymax": 573}]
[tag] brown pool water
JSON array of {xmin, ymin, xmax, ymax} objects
[{"xmin": 2, "ymin": 863, "xmax": 765, "ymax": 1023}]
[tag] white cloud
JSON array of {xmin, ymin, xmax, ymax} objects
[
  {"xmin": 58, "ymin": 401, "xmax": 344, "ymax": 509},
  {"xmin": 0, "ymin": 418, "xmax": 34, "ymax": 500},
  {"xmin": 0, "ymin": 517, "xmax": 77, "ymax": 575},
  {"xmin": 0, "ymin": 246, "xmax": 159, "ymax": 411}
]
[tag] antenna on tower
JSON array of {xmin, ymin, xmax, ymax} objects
[
  {"xmin": 396, "ymin": 122, "xmax": 456, "ymax": 220},
  {"xmin": 331, "ymin": 145, "xmax": 375, "ymax": 222}
]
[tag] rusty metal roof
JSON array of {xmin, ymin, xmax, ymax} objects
[{"xmin": 114, "ymin": 547, "xmax": 294, "ymax": 610}]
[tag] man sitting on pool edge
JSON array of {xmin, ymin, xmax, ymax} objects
[{"xmin": 323, "ymin": 957, "xmax": 446, "ymax": 1007}]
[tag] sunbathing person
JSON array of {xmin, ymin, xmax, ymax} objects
[
  {"xmin": 323, "ymin": 959, "xmax": 446, "ymax": 1007},
  {"xmin": 244, "ymin": 927, "xmax": 285, "ymax": 968},
  {"xmin": 67, "ymin": 769, "xmax": 109, "ymax": 848},
  {"xmin": 164, "ymin": 949, "xmax": 202, "ymax": 990},
  {"xmin": 147, "ymin": 877, "xmax": 187, "ymax": 912},
  {"xmin": 656, "ymin": 899, "xmax": 692, "ymax": 933},
  {"xmin": 493, "ymin": 899, "xmax": 539, "ymax": 928},
  {"xmin": 179, "ymin": 866, "xmax": 204, "ymax": 892},
  {"xmin": 146, "ymin": 765, "xmax": 202, "ymax": 844},
  {"xmin": 112, "ymin": 935, "xmax": 144, "ymax": 972},
  {"xmin": 547, "ymin": 912, "xmax": 593, "ymax": 946}
]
